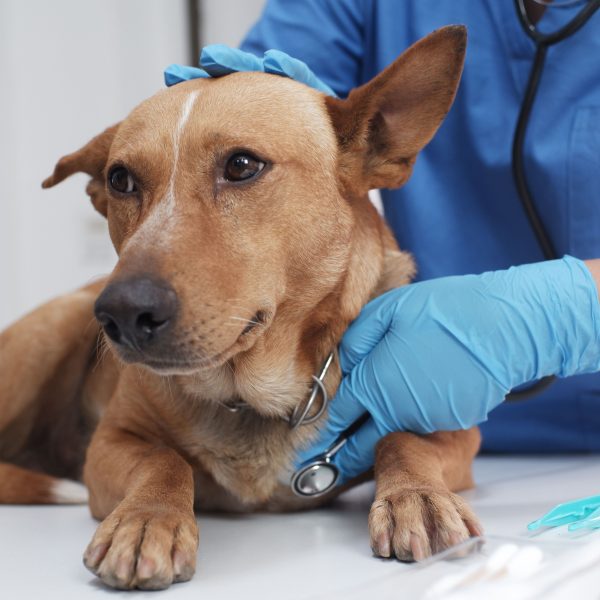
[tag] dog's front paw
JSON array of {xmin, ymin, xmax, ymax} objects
[
  {"xmin": 83, "ymin": 506, "xmax": 199, "ymax": 590},
  {"xmin": 368, "ymin": 487, "xmax": 482, "ymax": 561}
]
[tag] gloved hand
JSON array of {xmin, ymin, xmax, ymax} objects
[
  {"xmin": 164, "ymin": 45, "xmax": 336, "ymax": 96},
  {"xmin": 300, "ymin": 256, "xmax": 600, "ymax": 483}
]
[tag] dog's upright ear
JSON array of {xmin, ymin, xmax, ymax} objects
[
  {"xmin": 41, "ymin": 123, "xmax": 120, "ymax": 217},
  {"xmin": 326, "ymin": 25, "xmax": 466, "ymax": 194}
]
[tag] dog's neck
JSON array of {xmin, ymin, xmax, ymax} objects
[{"xmin": 175, "ymin": 196, "xmax": 397, "ymax": 421}]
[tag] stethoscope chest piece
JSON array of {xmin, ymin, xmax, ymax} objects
[
  {"xmin": 291, "ymin": 460, "xmax": 339, "ymax": 497},
  {"xmin": 290, "ymin": 414, "xmax": 368, "ymax": 498}
]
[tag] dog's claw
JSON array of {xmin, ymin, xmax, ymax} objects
[
  {"xmin": 115, "ymin": 555, "xmax": 134, "ymax": 583},
  {"xmin": 410, "ymin": 533, "xmax": 428, "ymax": 562},
  {"xmin": 372, "ymin": 532, "xmax": 392, "ymax": 558},
  {"xmin": 83, "ymin": 543, "xmax": 109, "ymax": 570},
  {"xmin": 466, "ymin": 519, "xmax": 484, "ymax": 538},
  {"xmin": 172, "ymin": 549, "xmax": 196, "ymax": 583}
]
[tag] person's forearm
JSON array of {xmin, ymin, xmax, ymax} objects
[{"xmin": 584, "ymin": 259, "xmax": 600, "ymax": 299}]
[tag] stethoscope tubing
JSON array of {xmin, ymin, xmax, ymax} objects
[
  {"xmin": 506, "ymin": 0, "xmax": 599, "ymax": 401},
  {"xmin": 515, "ymin": 0, "xmax": 600, "ymax": 45},
  {"xmin": 512, "ymin": 0, "xmax": 600, "ymax": 261}
]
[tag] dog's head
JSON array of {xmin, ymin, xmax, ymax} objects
[{"xmin": 43, "ymin": 27, "xmax": 466, "ymax": 375}]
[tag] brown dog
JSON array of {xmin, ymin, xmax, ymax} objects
[{"xmin": 0, "ymin": 26, "xmax": 481, "ymax": 590}]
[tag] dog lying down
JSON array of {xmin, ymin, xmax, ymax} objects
[{"xmin": 0, "ymin": 26, "xmax": 482, "ymax": 590}]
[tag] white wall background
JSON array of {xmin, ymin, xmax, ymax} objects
[
  {"xmin": 201, "ymin": 0, "xmax": 265, "ymax": 46},
  {"xmin": 0, "ymin": 0, "xmax": 266, "ymax": 330}
]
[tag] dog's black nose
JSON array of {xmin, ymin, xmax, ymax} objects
[{"xmin": 94, "ymin": 277, "xmax": 178, "ymax": 350}]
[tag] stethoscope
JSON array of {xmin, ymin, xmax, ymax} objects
[
  {"xmin": 513, "ymin": 0, "xmax": 600, "ymax": 260},
  {"xmin": 291, "ymin": 0, "xmax": 600, "ymax": 498},
  {"xmin": 289, "ymin": 352, "xmax": 357, "ymax": 498},
  {"xmin": 507, "ymin": 0, "xmax": 599, "ymax": 400},
  {"xmin": 291, "ymin": 413, "xmax": 369, "ymax": 497},
  {"xmin": 289, "ymin": 352, "xmax": 371, "ymax": 498}
]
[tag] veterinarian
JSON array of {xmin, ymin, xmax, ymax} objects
[{"xmin": 184, "ymin": 0, "xmax": 600, "ymax": 482}]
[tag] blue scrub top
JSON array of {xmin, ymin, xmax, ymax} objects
[{"xmin": 241, "ymin": 0, "xmax": 600, "ymax": 453}]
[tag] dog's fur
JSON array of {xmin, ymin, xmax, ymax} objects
[{"xmin": 0, "ymin": 27, "xmax": 482, "ymax": 589}]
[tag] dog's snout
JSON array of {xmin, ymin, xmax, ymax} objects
[{"xmin": 94, "ymin": 277, "xmax": 178, "ymax": 350}]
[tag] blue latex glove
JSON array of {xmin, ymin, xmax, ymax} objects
[
  {"xmin": 301, "ymin": 256, "xmax": 600, "ymax": 483},
  {"xmin": 164, "ymin": 45, "xmax": 336, "ymax": 96}
]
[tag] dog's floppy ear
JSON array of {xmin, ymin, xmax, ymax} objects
[
  {"xmin": 41, "ymin": 123, "xmax": 120, "ymax": 217},
  {"xmin": 326, "ymin": 25, "xmax": 466, "ymax": 193}
]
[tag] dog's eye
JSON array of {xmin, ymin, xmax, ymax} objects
[
  {"xmin": 224, "ymin": 153, "xmax": 265, "ymax": 182},
  {"xmin": 108, "ymin": 167, "xmax": 137, "ymax": 194}
]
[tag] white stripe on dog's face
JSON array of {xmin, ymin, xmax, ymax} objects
[
  {"xmin": 126, "ymin": 90, "xmax": 200, "ymax": 249},
  {"xmin": 164, "ymin": 90, "xmax": 200, "ymax": 215}
]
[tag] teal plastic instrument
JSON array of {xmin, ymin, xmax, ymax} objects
[{"xmin": 528, "ymin": 495, "xmax": 600, "ymax": 532}]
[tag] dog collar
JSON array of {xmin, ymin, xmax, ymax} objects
[{"xmin": 223, "ymin": 352, "xmax": 335, "ymax": 429}]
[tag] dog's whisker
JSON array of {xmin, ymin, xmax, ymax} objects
[
  {"xmin": 165, "ymin": 375, "xmax": 175, "ymax": 404},
  {"xmin": 228, "ymin": 316, "xmax": 261, "ymax": 326},
  {"xmin": 93, "ymin": 332, "xmax": 112, "ymax": 372},
  {"xmin": 223, "ymin": 358, "xmax": 235, "ymax": 377},
  {"xmin": 83, "ymin": 316, "xmax": 98, "ymax": 337}
]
